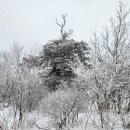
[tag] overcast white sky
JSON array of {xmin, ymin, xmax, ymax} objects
[{"xmin": 0, "ymin": 0, "xmax": 130, "ymax": 51}]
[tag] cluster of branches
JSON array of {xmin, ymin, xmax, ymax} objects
[
  {"xmin": 88, "ymin": 1, "xmax": 130, "ymax": 128},
  {"xmin": 0, "ymin": 43, "xmax": 45, "ymax": 129}
]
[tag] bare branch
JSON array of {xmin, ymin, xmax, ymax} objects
[{"xmin": 56, "ymin": 14, "xmax": 73, "ymax": 40}]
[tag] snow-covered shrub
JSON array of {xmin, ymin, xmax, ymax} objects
[{"xmin": 40, "ymin": 87, "xmax": 86, "ymax": 129}]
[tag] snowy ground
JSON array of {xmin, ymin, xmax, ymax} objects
[
  {"xmin": 0, "ymin": 107, "xmax": 129, "ymax": 130},
  {"xmin": 0, "ymin": 107, "xmax": 55, "ymax": 130}
]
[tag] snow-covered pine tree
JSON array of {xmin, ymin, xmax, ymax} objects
[{"xmin": 23, "ymin": 14, "xmax": 91, "ymax": 91}]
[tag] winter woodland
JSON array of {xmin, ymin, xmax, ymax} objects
[{"xmin": 0, "ymin": 1, "xmax": 130, "ymax": 130}]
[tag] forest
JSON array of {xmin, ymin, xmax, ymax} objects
[{"xmin": 0, "ymin": 1, "xmax": 130, "ymax": 130}]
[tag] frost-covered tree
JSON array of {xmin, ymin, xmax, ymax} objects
[
  {"xmin": 23, "ymin": 14, "xmax": 91, "ymax": 91},
  {"xmin": 89, "ymin": 1, "xmax": 130, "ymax": 128},
  {"xmin": 0, "ymin": 43, "xmax": 43, "ymax": 128}
]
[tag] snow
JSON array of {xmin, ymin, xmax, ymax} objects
[
  {"xmin": 0, "ymin": 107, "xmax": 55, "ymax": 130},
  {"xmin": 0, "ymin": 107, "xmax": 129, "ymax": 130}
]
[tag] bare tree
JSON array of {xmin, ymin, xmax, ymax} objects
[
  {"xmin": 56, "ymin": 14, "xmax": 73, "ymax": 40},
  {"xmin": 89, "ymin": 1, "xmax": 130, "ymax": 128},
  {"xmin": 0, "ymin": 43, "xmax": 43, "ymax": 129}
]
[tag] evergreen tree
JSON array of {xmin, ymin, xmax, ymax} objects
[{"xmin": 23, "ymin": 14, "xmax": 91, "ymax": 91}]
